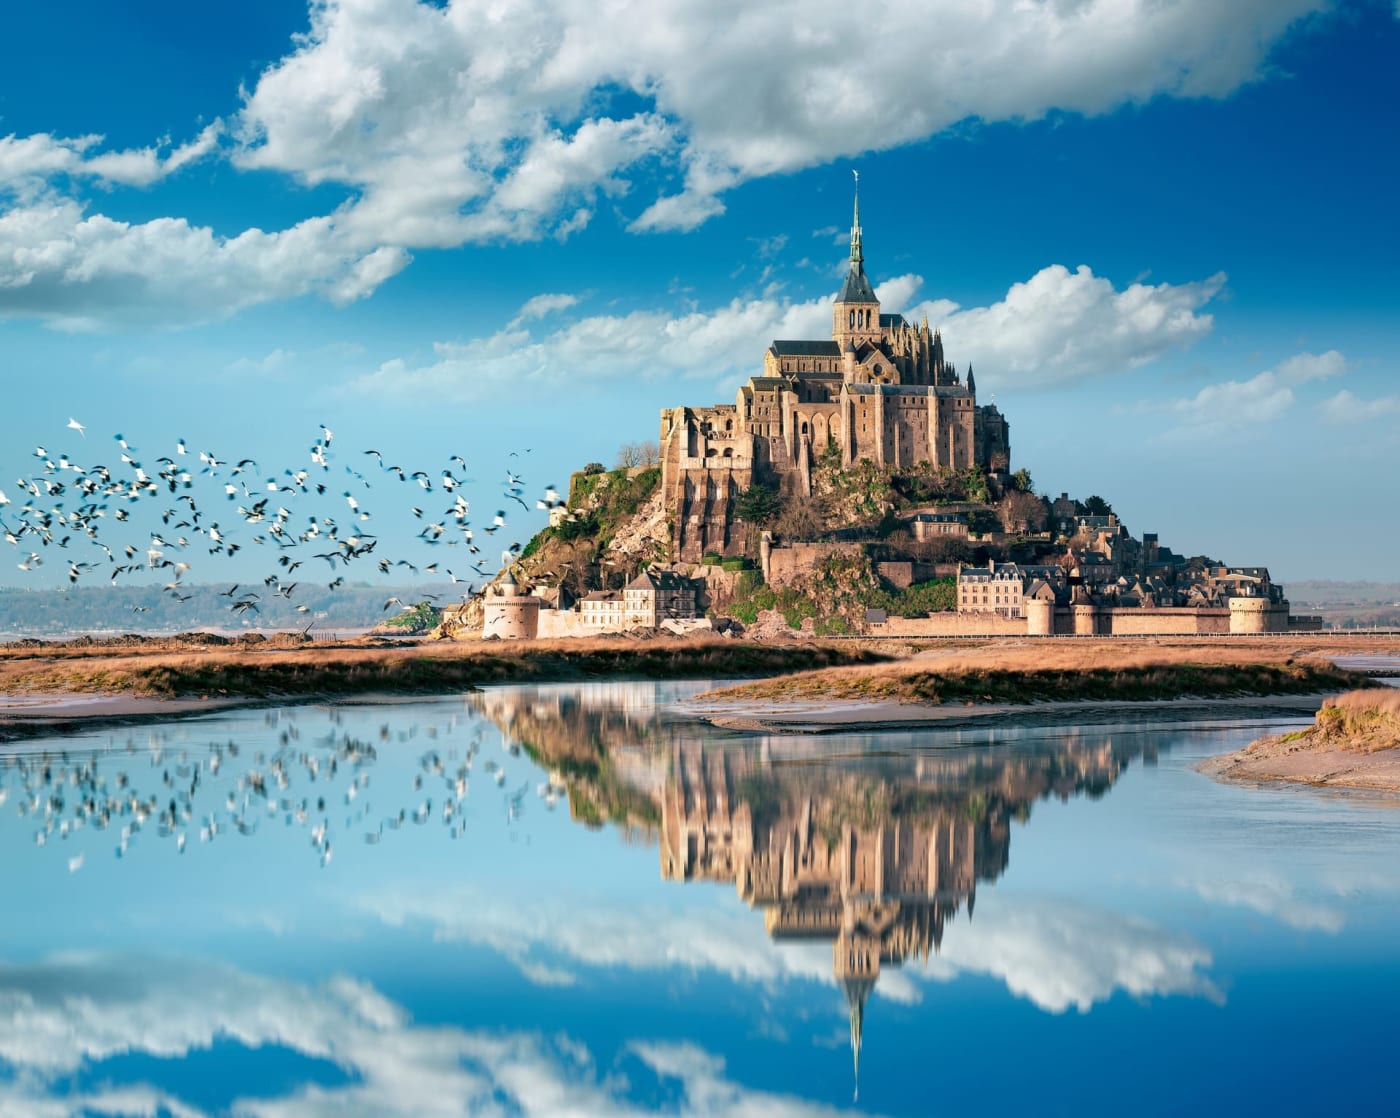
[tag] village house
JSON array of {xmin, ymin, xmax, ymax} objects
[
  {"xmin": 623, "ymin": 569, "xmax": 698, "ymax": 628},
  {"xmin": 905, "ymin": 512, "xmax": 969, "ymax": 541},
  {"xmin": 957, "ymin": 562, "xmax": 1066, "ymax": 618},
  {"xmin": 580, "ymin": 590, "xmax": 625, "ymax": 630}
]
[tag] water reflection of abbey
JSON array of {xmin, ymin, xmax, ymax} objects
[{"xmin": 470, "ymin": 683, "xmax": 1154, "ymax": 1092}]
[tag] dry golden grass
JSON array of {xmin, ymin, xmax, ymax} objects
[
  {"xmin": 1325, "ymin": 688, "xmax": 1400, "ymax": 717},
  {"xmin": 1311, "ymin": 689, "xmax": 1400, "ymax": 752},
  {"xmin": 0, "ymin": 634, "xmax": 887, "ymax": 700},
  {"xmin": 700, "ymin": 642, "xmax": 1377, "ymax": 705},
  {"xmin": 1228, "ymin": 688, "xmax": 1400, "ymax": 766},
  {"xmin": 0, "ymin": 631, "xmax": 1392, "ymax": 706}
]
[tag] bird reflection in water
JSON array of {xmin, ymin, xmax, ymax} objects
[{"xmin": 0, "ymin": 703, "xmax": 562, "ymax": 872}]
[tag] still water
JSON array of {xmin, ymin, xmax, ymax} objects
[{"xmin": 1, "ymin": 681, "xmax": 1397, "ymax": 1117}]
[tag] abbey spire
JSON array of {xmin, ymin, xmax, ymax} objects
[
  {"xmin": 833, "ymin": 171, "xmax": 880, "ymax": 345},
  {"xmin": 850, "ymin": 172, "xmax": 864, "ymax": 267}
]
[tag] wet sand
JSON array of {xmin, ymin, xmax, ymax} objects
[
  {"xmin": 0, "ymin": 692, "xmax": 256, "ymax": 742},
  {"xmin": 680, "ymin": 692, "xmax": 1333, "ymax": 735},
  {"xmin": 1197, "ymin": 737, "xmax": 1400, "ymax": 794}
]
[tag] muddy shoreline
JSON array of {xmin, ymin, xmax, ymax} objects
[
  {"xmin": 678, "ymin": 692, "xmax": 1332, "ymax": 735},
  {"xmin": 1197, "ymin": 690, "xmax": 1400, "ymax": 795},
  {"xmin": 1197, "ymin": 742, "xmax": 1400, "ymax": 794}
]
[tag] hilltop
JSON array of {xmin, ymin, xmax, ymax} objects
[{"xmin": 463, "ymin": 437, "xmax": 1234, "ymax": 639}]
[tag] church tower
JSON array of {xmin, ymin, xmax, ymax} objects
[{"xmin": 832, "ymin": 175, "xmax": 881, "ymax": 350}]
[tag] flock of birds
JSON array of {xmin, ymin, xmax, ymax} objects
[
  {"xmin": 0, "ymin": 418, "xmax": 568, "ymax": 617},
  {"xmin": 1, "ymin": 706, "xmax": 569, "ymax": 870}
]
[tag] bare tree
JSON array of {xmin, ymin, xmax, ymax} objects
[
  {"xmin": 615, "ymin": 441, "xmax": 660, "ymax": 469},
  {"xmin": 774, "ymin": 494, "xmax": 827, "ymax": 541},
  {"xmin": 999, "ymin": 490, "xmax": 1048, "ymax": 533}
]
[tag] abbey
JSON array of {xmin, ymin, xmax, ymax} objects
[{"xmin": 659, "ymin": 186, "xmax": 1010, "ymax": 562}]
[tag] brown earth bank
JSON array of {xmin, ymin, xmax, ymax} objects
[
  {"xmin": 686, "ymin": 641, "xmax": 1393, "ymax": 733},
  {"xmin": 695, "ymin": 644, "xmax": 1385, "ymax": 705},
  {"xmin": 0, "ymin": 631, "xmax": 1394, "ymax": 742},
  {"xmin": 1198, "ymin": 690, "xmax": 1400, "ymax": 794},
  {"xmin": 0, "ymin": 634, "xmax": 890, "ymax": 741}
]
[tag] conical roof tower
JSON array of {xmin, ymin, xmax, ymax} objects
[{"xmin": 833, "ymin": 172, "xmax": 880, "ymax": 349}]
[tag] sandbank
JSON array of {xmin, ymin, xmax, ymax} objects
[
  {"xmin": 1198, "ymin": 739, "xmax": 1400, "ymax": 794},
  {"xmin": 1198, "ymin": 689, "xmax": 1400, "ymax": 794},
  {"xmin": 681, "ymin": 692, "xmax": 1333, "ymax": 735}
]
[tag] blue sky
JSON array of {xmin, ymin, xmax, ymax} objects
[{"xmin": 1, "ymin": 0, "xmax": 1397, "ymax": 588}]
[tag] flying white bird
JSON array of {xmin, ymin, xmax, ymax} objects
[{"xmin": 66, "ymin": 418, "xmax": 86, "ymax": 438}]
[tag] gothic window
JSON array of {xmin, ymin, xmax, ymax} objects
[{"xmin": 848, "ymin": 310, "xmax": 855, "ymax": 328}]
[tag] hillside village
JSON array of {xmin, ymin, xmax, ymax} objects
[{"xmin": 446, "ymin": 190, "xmax": 1317, "ymax": 642}]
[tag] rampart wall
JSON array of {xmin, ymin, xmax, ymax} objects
[
  {"xmin": 535, "ymin": 609, "xmax": 594, "ymax": 639},
  {"xmin": 872, "ymin": 603, "xmax": 1292, "ymax": 638},
  {"xmin": 763, "ymin": 542, "xmax": 862, "ymax": 587},
  {"xmin": 869, "ymin": 613, "xmax": 1027, "ymax": 637}
]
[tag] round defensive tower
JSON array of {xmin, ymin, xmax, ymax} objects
[
  {"xmin": 482, "ymin": 579, "xmax": 540, "ymax": 640},
  {"xmin": 1072, "ymin": 604, "xmax": 1099, "ymax": 637},
  {"xmin": 1228, "ymin": 596, "xmax": 1285, "ymax": 635},
  {"xmin": 1025, "ymin": 597, "xmax": 1055, "ymax": 637}
]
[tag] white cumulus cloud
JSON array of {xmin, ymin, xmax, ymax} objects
[
  {"xmin": 910, "ymin": 265, "xmax": 1226, "ymax": 387},
  {"xmin": 508, "ymin": 292, "xmax": 582, "ymax": 328},
  {"xmin": 0, "ymin": 198, "xmax": 410, "ymax": 330},
  {"xmin": 1320, "ymin": 388, "xmax": 1400, "ymax": 423},
  {"xmin": 0, "ymin": 123, "xmax": 222, "ymax": 195},
  {"xmin": 352, "ymin": 265, "xmax": 1220, "ymax": 402},
  {"xmin": 0, "ymin": 0, "xmax": 1330, "ymax": 325},
  {"xmin": 1149, "ymin": 349, "xmax": 1352, "ymax": 431},
  {"xmin": 227, "ymin": 0, "xmax": 1328, "ymax": 237}
]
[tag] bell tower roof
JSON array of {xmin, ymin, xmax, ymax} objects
[{"xmin": 837, "ymin": 264, "xmax": 879, "ymax": 304}]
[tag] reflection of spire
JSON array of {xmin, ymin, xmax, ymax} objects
[{"xmin": 843, "ymin": 974, "xmax": 875, "ymax": 1103}]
